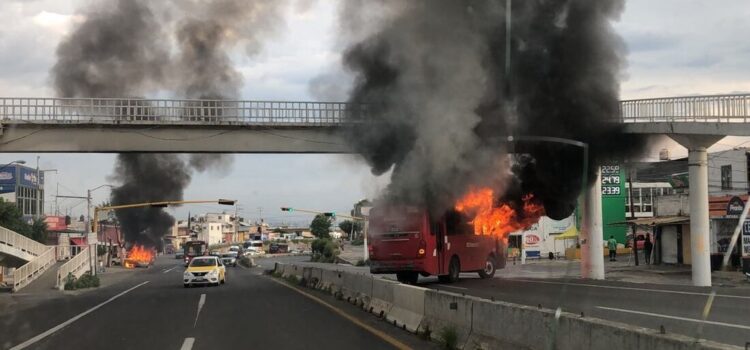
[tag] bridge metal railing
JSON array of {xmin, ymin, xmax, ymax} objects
[
  {"xmin": 0, "ymin": 97, "xmax": 366, "ymax": 126},
  {"xmin": 56, "ymin": 246, "xmax": 91, "ymax": 290},
  {"xmin": 12, "ymin": 246, "xmax": 55, "ymax": 292},
  {"xmin": 0, "ymin": 225, "xmax": 49, "ymax": 258},
  {"xmin": 620, "ymin": 94, "xmax": 750, "ymax": 123}
]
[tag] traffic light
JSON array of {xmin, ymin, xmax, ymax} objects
[
  {"xmin": 218, "ymin": 199, "xmax": 235, "ymax": 205},
  {"xmin": 323, "ymin": 212, "xmax": 336, "ymax": 217},
  {"xmin": 281, "ymin": 207, "xmax": 294, "ymax": 212},
  {"xmin": 150, "ymin": 203, "xmax": 168, "ymax": 208}
]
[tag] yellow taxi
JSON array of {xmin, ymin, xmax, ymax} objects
[{"xmin": 183, "ymin": 256, "xmax": 226, "ymax": 287}]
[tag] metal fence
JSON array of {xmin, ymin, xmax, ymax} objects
[
  {"xmin": 620, "ymin": 94, "xmax": 750, "ymax": 123},
  {"xmin": 0, "ymin": 225, "xmax": 49, "ymax": 257},
  {"xmin": 56, "ymin": 246, "xmax": 91, "ymax": 290},
  {"xmin": 0, "ymin": 97, "xmax": 366, "ymax": 126},
  {"xmin": 12, "ymin": 246, "xmax": 55, "ymax": 292}
]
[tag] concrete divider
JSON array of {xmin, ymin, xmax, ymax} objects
[
  {"xmin": 302, "ymin": 266, "xmax": 322, "ymax": 287},
  {"xmin": 318, "ymin": 268, "xmax": 344, "ymax": 293},
  {"xmin": 270, "ymin": 265, "xmax": 741, "ymax": 350},
  {"xmin": 466, "ymin": 297, "xmax": 741, "ymax": 350},
  {"xmin": 466, "ymin": 298, "xmax": 552, "ymax": 350},
  {"xmin": 385, "ymin": 283, "xmax": 426, "ymax": 333},
  {"xmin": 340, "ymin": 272, "xmax": 373, "ymax": 308},
  {"xmin": 369, "ymin": 278, "xmax": 397, "ymax": 317},
  {"xmin": 421, "ymin": 289, "xmax": 476, "ymax": 346}
]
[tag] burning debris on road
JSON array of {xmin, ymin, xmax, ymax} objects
[{"xmin": 123, "ymin": 244, "xmax": 155, "ymax": 269}]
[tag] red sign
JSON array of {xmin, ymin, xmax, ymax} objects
[
  {"xmin": 44, "ymin": 216, "xmax": 67, "ymax": 231},
  {"xmin": 525, "ymin": 234, "xmax": 541, "ymax": 245}
]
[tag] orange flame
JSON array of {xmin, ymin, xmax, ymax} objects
[
  {"xmin": 455, "ymin": 188, "xmax": 545, "ymax": 241},
  {"xmin": 124, "ymin": 244, "xmax": 154, "ymax": 268}
]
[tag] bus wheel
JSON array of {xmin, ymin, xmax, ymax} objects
[
  {"xmin": 478, "ymin": 255, "xmax": 496, "ymax": 279},
  {"xmin": 396, "ymin": 272, "xmax": 418, "ymax": 285},
  {"xmin": 438, "ymin": 257, "xmax": 460, "ymax": 283}
]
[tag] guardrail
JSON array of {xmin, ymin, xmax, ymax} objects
[
  {"xmin": 56, "ymin": 246, "xmax": 91, "ymax": 290},
  {"xmin": 12, "ymin": 247, "xmax": 55, "ymax": 292},
  {"xmin": 0, "ymin": 97, "xmax": 366, "ymax": 126},
  {"xmin": 0, "ymin": 225, "xmax": 49, "ymax": 257},
  {"xmin": 621, "ymin": 94, "xmax": 750, "ymax": 123}
]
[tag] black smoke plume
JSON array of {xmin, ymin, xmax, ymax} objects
[
  {"xmin": 51, "ymin": 0, "xmax": 284, "ymax": 247},
  {"xmin": 341, "ymin": 0, "xmax": 645, "ymax": 219}
]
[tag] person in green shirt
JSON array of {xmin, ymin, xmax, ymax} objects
[{"xmin": 607, "ymin": 236, "xmax": 618, "ymax": 261}]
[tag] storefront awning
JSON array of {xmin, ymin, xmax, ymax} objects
[
  {"xmin": 554, "ymin": 226, "xmax": 578, "ymax": 240},
  {"xmin": 609, "ymin": 216, "xmax": 689, "ymax": 227},
  {"xmin": 70, "ymin": 237, "xmax": 87, "ymax": 246}
]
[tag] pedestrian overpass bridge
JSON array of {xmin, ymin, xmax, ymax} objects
[{"xmin": 0, "ymin": 94, "xmax": 748, "ymax": 153}]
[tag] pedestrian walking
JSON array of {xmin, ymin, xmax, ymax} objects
[
  {"xmin": 644, "ymin": 233, "xmax": 653, "ymax": 265},
  {"xmin": 607, "ymin": 235, "xmax": 618, "ymax": 261}
]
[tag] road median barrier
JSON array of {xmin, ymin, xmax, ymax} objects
[
  {"xmin": 369, "ymin": 277, "xmax": 397, "ymax": 318},
  {"xmin": 270, "ymin": 264, "xmax": 742, "ymax": 350},
  {"xmin": 421, "ymin": 289, "xmax": 476, "ymax": 346},
  {"xmin": 341, "ymin": 272, "xmax": 373, "ymax": 309},
  {"xmin": 385, "ymin": 283, "xmax": 426, "ymax": 333}
]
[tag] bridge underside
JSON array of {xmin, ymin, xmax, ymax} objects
[
  {"xmin": 0, "ymin": 125, "xmax": 351, "ymax": 153},
  {"xmin": 621, "ymin": 122, "xmax": 750, "ymax": 136}
]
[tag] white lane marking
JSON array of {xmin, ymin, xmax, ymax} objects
[
  {"xmin": 163, "ymin": 266, "xmax": 177, "ymax": 274},
  {"xmin": 596, "ymin": 306, "xmax": 750, "ymax": 331},
  {"xmin": 505, "ymin": 278, "xmax": 750, "ymax": 300},
  {"xmin": 10, "ymin": 281, "xmax": 150, "ymax": 350},
  {"xmin": 180, "ymin": 337, "xmax": 195, "ymax": 350},
  {"xmin": 438, "ymin": 284, "xmax": 468, "ymax": 290},
  {"xmin": 193, "ymin": 294, "xmax": 206, "ymax": 327}
]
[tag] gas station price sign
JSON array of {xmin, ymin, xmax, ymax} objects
[{"xmin": 601, "ymin": 165, "xmax": 622, "ymax": 196}]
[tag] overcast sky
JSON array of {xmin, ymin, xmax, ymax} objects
[{"xmin": 0, "ymin": 0, "xmax": 748, "ymax": 225}]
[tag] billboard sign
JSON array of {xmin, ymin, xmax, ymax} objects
[
  {"xmin": 726, "ymin": 196, "xmax": 745, "ymax": 217},
  {"xmin": 0, "ymin": 165, "xmax": 16, "ymax": 185},
  {"xmin": 44, "ymin": 216, "xmax": 68, "ymax": 231},
  {"xmin": 18, "ymin": 167, "xmax": 43, "ymax": 187}
]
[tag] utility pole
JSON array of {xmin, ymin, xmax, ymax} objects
[{"xmin": 628, "ymin": 167, "xmax": 640, "ymax": 266}]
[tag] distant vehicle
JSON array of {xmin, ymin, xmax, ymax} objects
[
  {"xmin": 269, "ymin": 243, "xmax": 289, "ymax": 254},
  {"xmin": 368, "ymin": 205, "xmax": 506, "ymax": 284},
  {"xmin": 183, "ymin": 240, "xmax": 208, "ymax": 267},
  {"xmin": 244, "ymin": 240, "xmax": 265, "ymax": 255},
  {"xmin": 175, "ymin": 251, "xmax": 184, "ymax": 259},
  {"xmin": 229, "ymin": 245, "xmax": 241, "ymax": 252},
  {"xmin": 183, "ymin": 256, "xmax": 226, "ymax": 287},
  {"xmin": 221, "ymin": 252, "xmax": 238, "ymax": 267}
]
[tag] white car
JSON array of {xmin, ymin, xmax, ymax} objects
[{"xmin": 183, "ymin": 256, "xmax": 226, "ymax": 287}]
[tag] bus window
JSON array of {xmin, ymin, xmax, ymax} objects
[{"xmin": 445, "ymin": 210, "xmax": 472, "ymax": 236}]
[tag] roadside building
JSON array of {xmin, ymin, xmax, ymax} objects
[{"xmin": 0, "ymin": 163, "xmax": 45, "ymax": 218}]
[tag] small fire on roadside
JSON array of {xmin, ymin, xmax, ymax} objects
[
  {"xmin": 124, "ymin": 244, "xmax": 155, "ymax": 269},
  {"xmin": 455, "ymin": 187, "xmax": 545, "ymax": 242}
]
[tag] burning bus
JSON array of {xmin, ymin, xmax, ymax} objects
[{"xmin": 368, "ymin": 188, "xmax": 543, "ymax": 284}]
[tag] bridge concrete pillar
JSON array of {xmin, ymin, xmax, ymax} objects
[
  {"xmin": 671, "ymin": 135, "xmax": 723, "ymax": 287},
  {"xmin": 581, "ymin": 166, "xmax": 605, "ymax": 280}
]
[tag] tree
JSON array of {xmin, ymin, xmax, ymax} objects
[
  {"xmin": 30, "ymin": 218, "xmax": 48, "ymax": 243},
  {"xmin": 310, "ymin": 214, "xmax": 332, "ymax": 239},
  {"xmin": 0, "ymin": 198, "xmax": 47, "ymax": 243},
  {"xmin": 338, "ymin": 220, "xmax": 363, "ymax": 237}
]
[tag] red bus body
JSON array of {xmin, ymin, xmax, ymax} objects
[
  {"xmin": 183, "ymin": 240, "xmax": 208, "ymax": 266},
  {"xmin": 368, "ymin": 205, "xmax": 506, "ymax": 283}
]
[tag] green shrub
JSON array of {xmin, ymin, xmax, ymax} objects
[
  {"xmin": 438, "ymin": 327, "xmax": 458, "ymax": 350},
  {"xmin": 291, "ymin": 239, "xmax": 300, "ymax": 244},
  {"xmin": 351, "ymin": 236, "xmax": 364, "ymax": 246},
  {"xmin": 355, "ymin": 259, "xmax": 368, "ymax": 267},
  {"xmin": 310, "ymin": 238, "xmax": 339, "ymax": 263},
  {"xmin": 64, "ymin": 272, "xmax": 100, "ymax": 290},
  {"xmin": 239, "ymin": 256, "xmax": 254, "ymax": 268}
]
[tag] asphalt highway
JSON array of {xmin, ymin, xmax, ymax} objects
[{"xmin": 1, "ymin": 257, "xmax": 435, "ymax": 350}]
